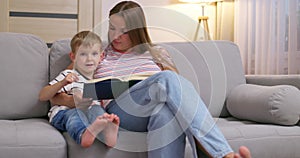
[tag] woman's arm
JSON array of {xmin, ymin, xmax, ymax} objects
[
  {"xmin": 50, "ymin": 93, "xmax": 76, "ymax": 108},
  {"xmin": 41, "ymin": 72, "xmax": 78, "ymax": 108},
  {"xmin": 39, "ymin": 72, "xmax": 77, "ymax": 101},
  {"xmin": 150, "ymin": 46, "xmax": 179, "ymax": 73},
  {"xmin": 66, "ymin": 62, "xmax": 73, "ymax": 70},
  {"xmin": 159, "ymin": 63, "xmax": 179, "ymax": 73}
]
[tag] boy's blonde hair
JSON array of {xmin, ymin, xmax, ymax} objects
[{"xmin": 70, "ymin": 31, "xmax": 102, "ymax": 53}]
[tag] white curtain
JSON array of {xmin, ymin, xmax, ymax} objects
[
  {"xmin": 215, "ymin": 0, "xmax": 235, "ymax": 41},
  {"xmin": 234, "ymin": 0, "xmax": 300, "ymax": 74}
]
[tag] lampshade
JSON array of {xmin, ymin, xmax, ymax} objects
[{"xmin": 178, "ymin": 0, "xmax": 222, "ymax": 3}]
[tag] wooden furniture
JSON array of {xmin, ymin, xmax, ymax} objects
[{"xmin": 0, "ymin": 0, "xmax": 101, "ymax": 45}]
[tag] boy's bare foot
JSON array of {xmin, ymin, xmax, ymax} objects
[
  {"xmin": 80, "ymin": 115, "xmax": 108, "ymax": 148},
  {"xmin": 103, "ymin": 113, "xmax": 120, "ymax": 147}
]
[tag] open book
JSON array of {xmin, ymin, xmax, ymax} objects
[{"xmin": 83, "ymin": 72, "xmax": 156, "ymax": 100}]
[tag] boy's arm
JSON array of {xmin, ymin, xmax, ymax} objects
[
  {"xmin": 39, "ymin": 81, "xmax": 67, "ymax": 101},
  {"xmin": 39, "ymin": 72, "xmax": 77, "ymax": 102}
]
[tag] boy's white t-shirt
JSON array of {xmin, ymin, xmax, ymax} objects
[{"xmin": 48, "ymin": 69, "xmax": 88, "ymax": 123}]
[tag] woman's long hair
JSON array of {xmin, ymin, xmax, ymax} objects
[
  {"xmin": 109, "ymin": 1, "xmax": 178, "ymax": 72},
  {"xmin": 109, "ymin": 1, "xmax": 152, "ymax": 53}
]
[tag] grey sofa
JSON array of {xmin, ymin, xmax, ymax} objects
[{"xmin": 1, "ymin": 32, "xmax": 300, "ymax": 158}]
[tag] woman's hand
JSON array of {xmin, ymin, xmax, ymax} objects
[
  {"xmin": 73, "ymin": 89, "xmax": 93, "ymax": 110},
  {"xmin": 50, "ymin": 93, "xmax": 76, "ymax": 108}
]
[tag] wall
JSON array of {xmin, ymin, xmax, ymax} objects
[
  {"xmin": 0, "ymin": 0, "xmax": 222, "ymax": 44},
  {"xmin": 100, "ymin": 0, "xmax": 218, "ymax": 43}
]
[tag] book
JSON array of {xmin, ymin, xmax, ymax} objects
[{"xmin": 83, "ymin": 72, "xmax": 156, "ymax": 100}]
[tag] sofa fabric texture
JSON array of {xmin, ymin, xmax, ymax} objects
[
  {"xmin": 0, "ymin": 33, "xmax": 67, "ymax": 158},
  {"xmin": 227, "ymin": 84, "xmax": 300, "ymax": 125},
  {"xmin": 1, "ymin": 32, "xmax": 300, "ymax": 158}
]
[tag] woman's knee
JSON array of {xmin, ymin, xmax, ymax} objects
[
  {"xmin": 157, "ymin": 70, "xmax": 195, "ymax": 92},
  {"xmin": 153, "ymin": 70, "xmax": 180, "ymax": 86}
]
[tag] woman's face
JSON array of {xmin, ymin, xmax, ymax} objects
[{"xmin": 109, "ymin": 14, "xmax": 133, "ymax": 52}]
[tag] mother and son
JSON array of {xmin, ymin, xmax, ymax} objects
[{"xmin": 39, "ymin": 1, "xmax": 251, "ymax": 158}]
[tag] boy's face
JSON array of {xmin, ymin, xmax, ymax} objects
[{"xmin": 72, "ymin": 43, "xmax": 101, "ymax": 78}]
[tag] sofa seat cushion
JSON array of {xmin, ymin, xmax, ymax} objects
[
  {"xmin": 226, "ymin": 84, "xmax": 300, "ymax": 125},
  {"xmin": 65, "ymin": 132, "xmax": 148, "ymax": 158},
  {"xmin": 216, "ymin": 117, "xmax": 300, "ymax": 158},
  {"xmin": 0, "ymin": 119, "xmax": 66, "ymax": 158},
  {"xmin": 63, "ymin": 131, "xmax": 193, "ymax": 158}
]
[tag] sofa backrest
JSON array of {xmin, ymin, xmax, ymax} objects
[
  {"xmin": 161, "ymin": 41, "xmax": 246, "ymax": 117},
  {"xmin": 0, "ymin": 32, "xmax": 49, "ymax": 119},
  {"xmin": 49, "ymin": 39, "xmax": 246, "ymax": 118},
  {"xmin": 49, "ymin": 39, "xmax": 72, "ymax": 81}
]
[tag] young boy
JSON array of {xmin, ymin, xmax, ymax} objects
[{"xmin": 39, "ymin": 31, "xmax": 119, "ymax": 148}]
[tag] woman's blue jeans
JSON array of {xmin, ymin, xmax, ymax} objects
[
  {"xmin": 51, "ymin": 105, "xmax": 105, "ymax": 144},
  {"xmin": 106, "ymin": 70, "xmax": 233, "ymax": 158}
]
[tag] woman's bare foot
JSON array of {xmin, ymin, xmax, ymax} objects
[
  {"xmin": 103, "ymin": 113, "xmax": 120, "ymax": 147},
  {"xmin": 80, "ymin": 115, "xmax": 108, "ymax": 148},
  {"xmin": 234, "ymin": 146, "xmax": 251, "ymax": 158},
  {"xmin": 224, "ymin": 146, "xmax": 251, "ymax": 158}
]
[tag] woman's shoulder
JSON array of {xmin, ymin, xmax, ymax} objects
[
  {"xmin": 151, "ymin": 44, "xmax": 167, "ymax": 51},
  {"xmin": 103, "ymin": 44, "xmax": 113, "ymax": 54},
  {"xmin": 149, "ymin": 44, "xmax": 179, "ymax": 73}
]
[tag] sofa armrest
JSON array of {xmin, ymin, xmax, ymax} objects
[
  {"xmin": 226, "ymin": 84, "xmax": 300, "ymax": 125},
  {"xmin": 246, "ymin": 75, "xmax": 300, "ymax": 89}
]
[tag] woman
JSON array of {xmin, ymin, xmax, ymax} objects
[{"xmin": 51, "ymin": 1, "xmax": 251, "ymax": 158}]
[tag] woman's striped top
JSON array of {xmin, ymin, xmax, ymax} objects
[{"xmin": 94, "ymin": 45, "xmax": 162, "ymax": 79}]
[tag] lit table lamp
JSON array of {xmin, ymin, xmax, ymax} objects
[{"xmin": 179, "ymin": 0, "xmax": 221, "ymax": 40}]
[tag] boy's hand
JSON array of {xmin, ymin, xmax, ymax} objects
[{"xmin": 63, "ymin": 73, "xmax": 79, "ymax": 86}]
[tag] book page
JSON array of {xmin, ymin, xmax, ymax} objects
[{"xmin": 87, "ymin": 71, "xmax": 158, "ymax": 83}]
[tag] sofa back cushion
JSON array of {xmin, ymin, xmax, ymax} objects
[
  {"xmin": 0, "ymin": 32, "xmax": 49, "ymax": 119},
  {"xmin": 161, "ymin": 41, "xmax": 246, "ymax": 117},
  {"xmin": 49, "ymin": 39, "xmax": 246, "ymax": 118},
  {"xmin": 49, "ymin": 39, "xmax": 72, "ymax": 81}
]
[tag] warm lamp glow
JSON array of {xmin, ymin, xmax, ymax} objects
[
  {"xmin": 178, "ymin": 0, "xmax": 222, "ymax": 3},
  {"xmin": 179, "ymin": 0, "xmax": 223, "ymax": 40}
]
